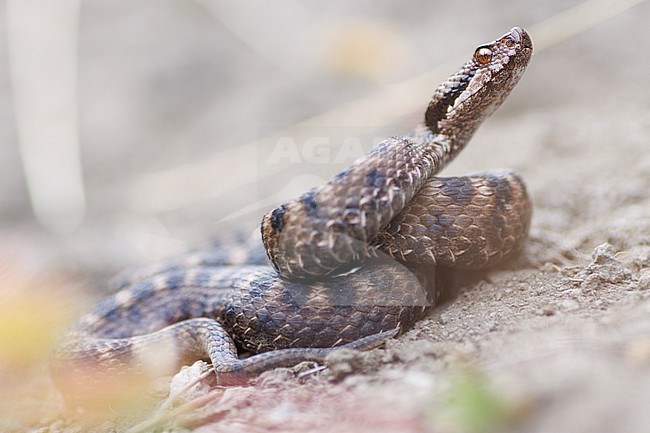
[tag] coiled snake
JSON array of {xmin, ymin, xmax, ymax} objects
[{"xmin": 51, "ymin": 27, "xmax": 533, "ymax": 403}]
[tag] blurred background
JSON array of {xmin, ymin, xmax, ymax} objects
[
  {"xmin": 1, "ymin": 0, "xmax": 646, "ymax": 275},
  {"xmin": 1, "ymin": 0, "xmax": 649, "ymax": 431}
]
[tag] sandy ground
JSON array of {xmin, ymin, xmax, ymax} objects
[{"xmin": 1, "ymin": 1, "xmax": 649, "ymax": 432}]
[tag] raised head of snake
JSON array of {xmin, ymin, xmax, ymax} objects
[
  {"xmin": 262, "ymin": 27, "xmax": 533, "ymax": 279},
  {"xmin": 425, "ymin": 27, "xmax": 533, "ymax": 153}
]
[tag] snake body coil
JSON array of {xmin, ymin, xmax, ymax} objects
[{"xmin": 52, "ymin": 28, "xmax": 533, "ymax": 403}]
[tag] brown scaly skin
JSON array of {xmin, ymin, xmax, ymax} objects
[
  {"xmin": 373, "ymin": 170, "xmax": 532, "ymax": 269},
  {"xmin": 51, "ymin": 28, "xmax": 533, "ymax": 405},
  {"xmin": 51, "ymin": 265, "xmax": 418, "ymax": 404}
]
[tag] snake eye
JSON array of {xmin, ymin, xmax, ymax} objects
[{"xmin": 474, "ymin": 47, "xmax": 493, "ymax": 65}]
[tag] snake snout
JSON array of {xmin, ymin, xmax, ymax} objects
[
  {"xmin": 510, "ymin": 26, "xmax": 533, "ymax": 51},
  {"xmin": 510, "ymin": 27, "xmax": 523, "ymax": 42}
]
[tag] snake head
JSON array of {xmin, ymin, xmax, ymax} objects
[{"xmin": 426, "ymin": 27, "xmax": 533, "ymax": 138}]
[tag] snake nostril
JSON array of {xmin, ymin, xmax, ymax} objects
[{"xmin": 510, "ymin": 27, "xmax": 522, "ymax": 42}]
